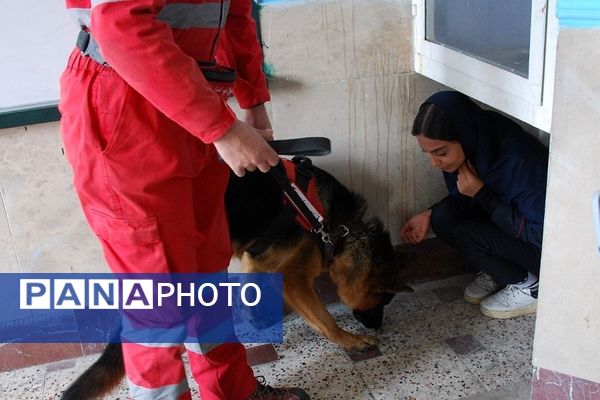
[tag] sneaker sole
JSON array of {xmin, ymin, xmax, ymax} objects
[
  {"xmin": 463, "ymin": 293, "xmax": 485, "ymax": 305},
  {"xmin": 480, "ymin": 302, "xmax": 537, "ymax": 319},
  {"xmin": 464, "ymin": 288, "xmax": 503, "ymax": 305}
]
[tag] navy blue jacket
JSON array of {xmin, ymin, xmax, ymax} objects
[{"xmin": 426, "ymin": 92, "xmax": 548, "ymax": 249}]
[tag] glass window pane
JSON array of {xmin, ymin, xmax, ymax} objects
[{"xmin": 425, "ymin": 0, "xmax": 532, "ymax": 77}]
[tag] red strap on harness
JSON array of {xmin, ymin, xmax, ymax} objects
[{"xmin": 281, "ymin": 159, "xmax": 326, "ymax": 232}]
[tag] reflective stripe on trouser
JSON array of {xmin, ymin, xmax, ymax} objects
[
  {"xmin": 127, "ymin": 377, "xmax": 192, "ymax": 400},
  {"xmin": 186, "ymin": 342, "xmax": 256, "ymax": 399},
  {"xmin": 59, "ymin": 49, "xmax": 251, "ymax": 399},
  {"xmin": 123, "ymin": 343, "xmax": 191, "ymax": 399}
]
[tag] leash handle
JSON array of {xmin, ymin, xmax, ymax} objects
[{"xmin": 268, "ymin": 137, "xmax": 331, "ymax": 156}]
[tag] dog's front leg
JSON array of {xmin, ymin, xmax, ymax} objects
[
  {"xmin": 282, "ymin": 247, "xmax": 379, "ymax": 351},
  {"xmin": 284, "ymin": 276, "xmax": 378, "ymax": 350}
]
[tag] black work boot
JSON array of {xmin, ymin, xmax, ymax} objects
[{"xmin": 247, "ymin": 376, "xmax": 310, "ymax": 400}]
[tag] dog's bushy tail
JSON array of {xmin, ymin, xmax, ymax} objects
[{"xmin": 61, "ymin": 343, "xmax": 125, "ymax": 400}]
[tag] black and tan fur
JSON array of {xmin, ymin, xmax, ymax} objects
[{"xmin": 62, "ymin": 162, "xmax": 411, "ymax": 399}]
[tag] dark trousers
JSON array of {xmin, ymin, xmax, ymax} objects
[{"xmin": 430, "ymin": 197, "xmax": 541, "ymax": 285}]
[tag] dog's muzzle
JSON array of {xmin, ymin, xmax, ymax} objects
[{"xmin": 352, "ymin": 292, "xmax": 396, "ymax": 330}]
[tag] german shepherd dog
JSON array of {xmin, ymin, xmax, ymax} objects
[{"xmin": 61, "ymin": 159, "xmax": 412, "ymax": 399}]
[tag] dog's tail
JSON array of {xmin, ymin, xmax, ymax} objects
[{"xmin": 61, "ymin": 343, "xmax": 125, "ymax": 400}]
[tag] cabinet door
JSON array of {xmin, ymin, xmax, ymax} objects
[{"xmin": 414, "ymin": 0, "xmax": 557, "ymax": 131}]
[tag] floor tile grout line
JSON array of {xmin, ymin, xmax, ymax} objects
[
  {"xmin": 432, "ymin": 338, "xmax": 488, "ymax": 397},
  {"xmin": 0, "ymin": 183, "xmax": 23, "ymax": 272},
  {"xmin": 453, "ymin": 345, "xmax": 492, "ymax": 393},
  {"xmin": 341, "ymin": 347, "xmax": 386, "ymax": 400},
  {"xmin": 40, "ymin": 367, "xmax": 48, "ymax": 400},
  {"xmin": 432, "ymin": 302, "xmax": 498, "ymax": 394}
]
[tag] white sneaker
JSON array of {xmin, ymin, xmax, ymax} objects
[
  {"xmin": 479, "ymin": 284, "xmax": 538, "ymax": 319},
  {"xmin": 463, "ymin": 272, "xmax": 502, "ymax": 304}
]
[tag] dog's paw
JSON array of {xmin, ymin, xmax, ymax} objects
[
  {"xmin": 339, "ymin": 333, "xmax": 379, "ymax": 351},
  {"xmin": 355, "ymin": 334, "xmax": 379, "ymax": 348}
]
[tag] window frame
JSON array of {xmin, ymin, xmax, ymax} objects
[{"xmin": 413, "ymin": 0, "xmax": 558, "ymax": 132}]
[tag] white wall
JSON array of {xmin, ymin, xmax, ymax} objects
[
  {"xmin": 0, "ymin": 1, "xmax": 77, "ymax": 112},
  {"xmin": 260, "ymin": 0, "xmax": 447, "ymax": 243},
  {"xmin": 0, "ymin": 0, "xmax": 447, "ymax": 278},
  {"xmin": 532, "ymin": 28, "xmax": 600, "ymax": 384}
]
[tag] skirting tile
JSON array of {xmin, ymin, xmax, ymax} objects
[
  {"xmin": 532, "ymin": 366, "xmax": 600, "ymax": 400},
  {"xmin": 0, "ymin": 343, "xmax": 82, "ymax": 373}
]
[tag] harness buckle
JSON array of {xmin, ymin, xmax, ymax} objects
[
  {"xmin": 318, "ymin": 229, "xmax": 333, "ymax": 247},
  {"xmin": 338, "ymin": 225, "xmax": 350, "ymax": 238},
  {"xmin": 313, "ymin": 224, "xmax": 336, "ymax": 261}
]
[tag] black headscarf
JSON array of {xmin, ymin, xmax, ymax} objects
[{"xmin": 423, "ymin": 91, "xmax": 548, "ymax": 224}]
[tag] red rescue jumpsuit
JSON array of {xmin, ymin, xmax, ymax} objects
[{"xmin": 60, "ymin": 0, "xmax": 270, "ymax": 398}]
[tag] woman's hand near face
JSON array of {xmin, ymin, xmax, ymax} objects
[
  {"xmin": 400, "ymin": 209, "xmax": 432, "ymax": 244},
  {"xmin": 457, "ymin": 160, "xmax": 484, "ymax": 197}
]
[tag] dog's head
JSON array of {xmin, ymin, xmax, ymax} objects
[{"xmin": 330, "ymin": 217, "xmax": 413, "ymax": 329}]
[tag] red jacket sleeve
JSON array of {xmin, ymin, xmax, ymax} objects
[
  {"xmin": 216, "ymin": 0, "xmax": 270, "ymax": 109},
  {"xmin": 91, "ymin": 0, "xmax": 236, "ymax": 143}
]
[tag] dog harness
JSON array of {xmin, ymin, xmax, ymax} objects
[
  {"xmin": 280, "ymin": 157, "xmax": 326, "ymax": 231},
  {"xmin": 248, "ymin": 154, "xmax": 349, "ymax": 261}
]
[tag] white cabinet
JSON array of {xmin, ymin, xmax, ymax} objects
[{"xmin": 413, "ymin": 0, "xmax": 558, "ymax": 132}]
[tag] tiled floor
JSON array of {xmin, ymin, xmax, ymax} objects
[{"xmin": 0, "ymin": 273, "xmax": 535, "ymax": 400}]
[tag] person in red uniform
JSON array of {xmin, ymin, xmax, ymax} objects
[{"xmin": 59, "ymin": 0, "xmax": 309, "ymax": 399}]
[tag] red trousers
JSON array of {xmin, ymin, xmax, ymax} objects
[{"xmin": 59, "ymin": 50, "xmax": 256, "ymax": 399}]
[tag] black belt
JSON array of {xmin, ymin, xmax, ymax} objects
[{"xmin": 76, "ymin": 29, "xmax": 237, "ymax": 83}]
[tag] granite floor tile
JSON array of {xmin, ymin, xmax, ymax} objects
[
  {"xmin": 431, "ymin": 285, "xmax": 466, "ymax": 303},
  {"xmin": 0, "ymin": 364, "xmax": 45, "ymax": 399},
  {"xmin": 446, "ymin": 334, "xmax": 486, "ymax": 356},
  {"xmin": 460, "ymin": 346, "xmax": 535, "ymax": 391},
  {"xmin": 384, "ymin": 288, "xmax": 443, "ymax": 316},
  {"xmin": 463, "ymin": 379, "xmax": 531, "ymax": 400},
  {"xmin": 252, "ymin": 348, "xmax": 374, "ymax": 400},
  {"xmin": 359, "ymin": 341, "xmax": 487, "ymax": 400}
]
